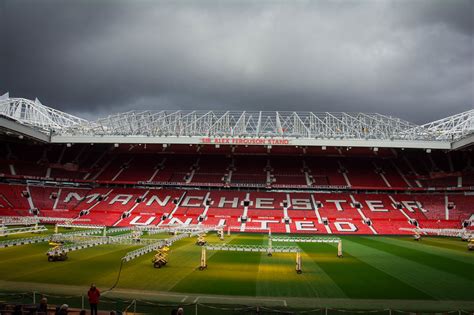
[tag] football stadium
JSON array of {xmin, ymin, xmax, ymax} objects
[{"xmin": 0, "ymin": 94, "xmax": 473, "ymax": 314}]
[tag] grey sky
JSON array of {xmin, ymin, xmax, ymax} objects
[{"xmin": 1, "ymin": 0, "xmax": 473, "ymax": 124}]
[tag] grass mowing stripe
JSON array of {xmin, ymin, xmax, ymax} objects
[
  {"xmin": 255, "ymin": 235, "xmax": 324, "ymax": 298},
  {"xmin": 298, "ymin": 253, "xmax": 348, "ymax": 299},
  {"xmin": 298, "ymin": 242, "xmax": 433, "ymax": 300},
  {"xmin": 0, "ymin": 234, "xmax": 472, "ymax": 302},
  {"xmin": 393, "ymin": 236, "xmax": 473, "ymax": 254},
  {"xmin": 343, "ymin": 238, "xmax": 474, "ymax": 301},
  {"xmin": 8, "ymin": 244, "xmax": 140, "ymax": 285},
  {"xmin": 0, "ymin": 243, "xmax": 51, "ymax": 264},
  {"xmin": 370, "ymin": 236, "xmax": 474, "ymax": 266},
  {"xmin": 171, "ymin": 234, "xmax": 263, "ymax": 296},
  {"xmin": 353, "ymin": 237, "xmax": 474, "ymax": 281},
  {"xmin": 257, "ymin": 252, "xmax": 315, "ymax": 297},
  {"xmin": 58, "ymin": 245, "xmax": 137, "ymax": 287},
  {"xmin": 145, "ymin": 234, "xmax": 239, "ymax": 292},
  {"xmin": 265, "ymin": 238, "xmax": 349, "ymax": 298},
  {"xmin": 108, "ymin": 234, "xmax": 233, "ymax": 292},
  {"xmin": 120, "ymin": 239, "xmax": 204, "ymax": 291}
]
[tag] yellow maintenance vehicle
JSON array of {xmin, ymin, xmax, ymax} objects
[
  {"xmin": 152, "ymin": 246, "xmax": 169, "ymax": 268},
  {"xmin": 468, "ymin": 239, "xmax": 474, "ymax": 251},
  {"xmin": 47, "ymin": 241, "xmax": 68, "ymax": 262}
]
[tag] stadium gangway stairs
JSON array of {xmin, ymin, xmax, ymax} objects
[
  {"xmin": 122, "ymin": 233, "xmax": 190, "ymax": 262},
  {"xmin": 0, "ymin": 216, "xmax": 40, "ymax": 226},
  {"xmin": 0, "ymin": 225, "xmax": 48, "ymax": 237},
  {"xmin": 201, "ymin": 244, "xmax": 303, "ymax": 273},
  {"xmin": 271, "ymin": 236, "xmax": 343, "ymax": 257}
]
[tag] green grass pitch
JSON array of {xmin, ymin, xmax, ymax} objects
[{"xmin": 0, "ymin": 226, "xmax": 473, "ymax": 309}]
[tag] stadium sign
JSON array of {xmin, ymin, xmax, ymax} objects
[{"xmin": 200, "ymin": 137, "xmax": 291, "ymax": 146}]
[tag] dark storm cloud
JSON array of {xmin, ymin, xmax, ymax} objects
[{"xmin": 1, "ymin": 0, "xmax": 473, "ymax": 124}]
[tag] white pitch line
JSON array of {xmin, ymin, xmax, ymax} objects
[
  {"xmin": 181, "ymin": 296, "xmax": 187, "ymax": 302},
  {"xmin": 283, "ymin": 300, "xmax": 287, "ymax": 307},
  {"xmin": 193, "ymin": 297, "xmax": 199, "ymax": 303}
]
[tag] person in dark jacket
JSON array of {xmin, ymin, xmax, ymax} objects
[
  {"xmin": 36, "ymin": 297, "xmax": 48, "ymax": 314},
  {"xmin": 56, "ymin": 304, "xmax": 68, "ymax": 315},
  {"xmin": 171, "ymin": 306, "xmax": 184, "ymax": 315},
  {"xmin": 87, "ymin": 284, "xmax": 100, "ymax": 315}
]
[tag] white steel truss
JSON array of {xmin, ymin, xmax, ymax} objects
[
  {"xmin": 0, "ymin": 93, "xmax": 472, "ymax": 146},
  {"xmin": 407, "ymin": 109, "xmax": 474, "ymax": 141},
  {"xmin": 66, "ymin": 110, "xmax": 423, "ymax": 140},
  {"xmin": 0, "ymin": 94, "xmax": 87, "ymax": 133}
]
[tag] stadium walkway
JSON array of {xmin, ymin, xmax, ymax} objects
[{"xmin": 0, "ymin": 280, "xmax": 473, "ymax": 312}]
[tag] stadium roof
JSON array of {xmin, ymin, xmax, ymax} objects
[{"xmin": 0, "ymin": 93, "xmax": 472, "ymax": 150}]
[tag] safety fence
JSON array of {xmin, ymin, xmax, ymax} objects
[{"xmin": 0, "ymin": 291, "xmax": 472, "ymax": 315}]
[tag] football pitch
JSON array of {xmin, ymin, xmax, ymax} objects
[{"xmin": 0, "ymin": 227, "xmax": 473, "ymax": 311}]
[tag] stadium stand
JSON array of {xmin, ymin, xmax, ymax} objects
[
  {"xmin": 1, "ymin": 173, "xmax": 472, "ymax": 235},
  {"xmin": 0, "ymin": 98, "xmax": 472, "ymax": 235}
]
